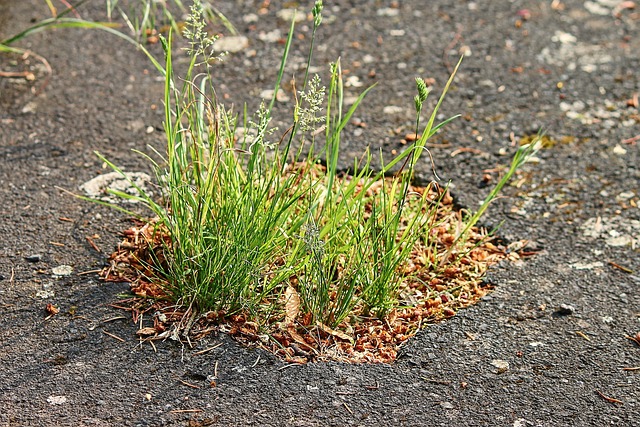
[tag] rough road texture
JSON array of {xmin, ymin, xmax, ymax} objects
[{"xmin": 1, "ymin": 1, "xmax": 638, "ymax": 426}]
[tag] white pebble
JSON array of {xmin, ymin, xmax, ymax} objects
[
  {"xmin": 377, "ymin": 8, "xmax": 399, "ymax": 17},
  {"xmin": 213, "ymin": 36, "xmax": 249, "ymax": 53},
  {"xmin": 552, "ymin": 31, "xmax": 577, "ymax": 44}
]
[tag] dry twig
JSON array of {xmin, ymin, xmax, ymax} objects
[
  {"xmin": 177, "ymin": 379, "xmax": 201, "ymax": 389},
  {"xmin": 596, "ymin": 390, "xmax": 623, "ymax": 405},
  {"xmin": 608, "ymin": 261, "xmax": 633, "ymax": 274},
  {"xmin": 193, "ymin": 343, "xmax": 223, "ymax": 356},
  {"xmin": 103, "ymin": 330, "xmax": 125, "ymax": 342},
  {"xmin": 86, "ymin": 235, "xmax": 102, "ymax": 253}
]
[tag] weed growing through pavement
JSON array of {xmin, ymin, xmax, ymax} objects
[
  {"xmin": 2, "ymin": 0, "xmax": 542, "ymax": 362},
  {"xmin": 98, "ymin": 1, "xmax": 542, "ymax": 362}
]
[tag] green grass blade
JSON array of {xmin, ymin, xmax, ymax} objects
[
  {"xmin": 412, "ymin": 56, "xmax": 463, "ymax": 165},
  {"xmin": 2, "ymin": 18, "xmax": 165, "ymax": 76},
  {"xmin": 268, "ymin": 15, "xmax": 295, "ymax": 113}
]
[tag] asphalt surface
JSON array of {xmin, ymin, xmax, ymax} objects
[{"xmin": 0, "ymin": 0, "xmax": 638, "ymax": 426}]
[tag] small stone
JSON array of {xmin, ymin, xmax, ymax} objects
[
  {"xmin": 613, "ymin": 144, "xmax": 627, "ymax": 156},
  {"xmin": 21, "ymin": 101, "xmax": 38, "ymax": 114},
  {"xmin": 25, "ymin": 254, "xmax": 42, "ymax": 263},
  {"xmin": 440, "ymin": 401, "xmax": 454, "ymax": 409},
  {"xmin": 276, "ymin": 8, "xmax": 305, "ymax": 22},
  {"xmin": 52, "ymin": 265, "xmax": 73, "ymax": 276},
  {"xmin": 213, "ymin": 36, "xmax": 249, "ymax": 53},
  {"xmin": 258, "ymin": 29, "xmax": 282, "ymax": 43},
  {"xmin": 570, "ymin": 261, "xmax": 604, "ymax": 270},
  {"xmin": 552, "ymin": 31, "xmax": 577, "ymax": 44},
  {"xmin": 584, "ymin": 1, "xmax": 610, "ymax": 15},
  {"xmin": 556, "ymin": 304, "xmax": 575, "ymax": 315},
  {"xmin": 491, "ymin": 359, "xmax": 509, "ymax": 374},
  {"xmin": 259, "ymin": 89, "xmax": 289, "ymax": 103},
  {"xmin": 616, "ymin": 191, "xmax": 635, "ymax": 202},
  {"xmin": 344, "ymin": 75, "xmax": 363, "ymax": 88},
  {"xmin": 479, "ymin": 79, "xmax": 495, "ymax": 88},
  {"xmin": 36, "ymin": 289, "xmax": 55, "ymax": 299},
  {"xmin": 243, "ymin": 13, "xmax": 258, "ymax": 23},
  {"xmin": 382, "ymin": 105, "xmax": 404, "ymax": 115},
  {"xmin": 605, "ymin": 235, "xmax": 633, "ymax": 247},
  {"xmin": 491, "ymin": 359, "xmax": 509, "ymax": 373},
  {"xmin": 47, "ymin": 395, "xmax": 67, "ymax": 405},
  {"xmin": 362, "ymin": 54, "xmax": 375, "ymax": 64},
  {"xmin": 79, "ymin": 171, "xmax": 152, "ymax": 203},
  {"xmin": 377, "ymin": 8, "xmax": 399, "ymax": 17}
]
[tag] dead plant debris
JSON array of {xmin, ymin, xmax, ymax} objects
[
  {"xmin": 103, "ymin": 330, "xmax": 125, "ymax": 342},
  {"xmin": 596, "ymin": 390, "xmax": 624, "ymax": 405},
  {"xmin": 608, "ymin": 261, "xmax": 634, "ymax": 274},
  {"xmin": 625, "ymin": 333, "xmax": 640, "ymax": 346},
  {"xmin": 100, "ymin": 182, "xmax": 527, "ymax": 364},
  {"xmin": 45, "ymin": 303, "xmax": 59, "ymax": 316}
]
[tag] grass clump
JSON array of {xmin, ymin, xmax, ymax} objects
[{"xmin": 97, "ymin": 1, "xmax": 541, "ymax": 363}]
